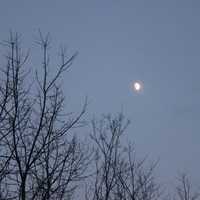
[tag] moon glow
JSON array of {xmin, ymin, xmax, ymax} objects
[
  {"xmin": 134, "ymin": 82, "xmax": 141, "ymax": 91},
  {"xmin": 133, "ymin": 81, "xmax": 143, "ymax": 92}
]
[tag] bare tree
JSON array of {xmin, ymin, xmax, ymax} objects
[
  {"xmin": 175, "ymin": 173, "xmax": 200, "ymax": 200},
  {"xmin": 88, "ymin": 114, "xmax": 129, "ymax": 200},
  {"xmin": 0, "ymin": 32, "xmax": 89, "ymax": 200},
  {"xmin": 86, "ymin": 113, "xmax": 160, "ymax": 200},
  {"xmin": 116, "ymin": 145, "xmax": 160, "ymax": 200}
]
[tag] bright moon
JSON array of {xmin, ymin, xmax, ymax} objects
[
  {"xmin": 134, "ymin": 82, "xmax": 141, "ymax": 91},
  {"xmin": 133, "ymin": 81, "xmax": 143, "ymax": 92}
]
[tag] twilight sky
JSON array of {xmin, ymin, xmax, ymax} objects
[{"xmin": 0, "ymin": 0, "xmax": 200, "ymax": 188}]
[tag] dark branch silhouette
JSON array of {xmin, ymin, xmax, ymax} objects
[{"xmin": 0, "ymin": 32, "xmax": 88, "ymax": 200}]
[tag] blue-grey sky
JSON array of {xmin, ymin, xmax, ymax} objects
[{"xmin": 0, "ymin": 0, "xmax": 200, "ymax": 187}]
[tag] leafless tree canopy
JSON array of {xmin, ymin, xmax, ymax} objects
[
  {"xmin": 85, "ymin": 114, "xmax": 160, "ymax": 200},
  {"xmin": 0, "ymin": 32, "xmax": 199, "ymax": 200},
  {"xmin": 175, "ymin": 174, "xmax": 200, "ymax": 200},
  {"xmin": 0, "ymin": 32, "xmax": 89, "ymax": 200}
]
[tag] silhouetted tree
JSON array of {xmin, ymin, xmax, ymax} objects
[
  {"xmin": 0, "ymin": 32, "xmax": 89, "ymax": 200},
  {"xmin": 175, "ymin": 173, "xmax": 199, "ymax": 200},
  {"xmin": 117, "ymin": 145, "xmax": 160, "ymax": 200},
  {"xmin": 86, "ymin": 114, "xmax": 160, "ymax": 200}
]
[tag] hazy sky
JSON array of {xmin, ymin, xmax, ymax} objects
[{"xmin": 0, "ymin": 0, "xmax": 200, "ymax": 187}]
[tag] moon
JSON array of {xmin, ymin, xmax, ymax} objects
[
  {"xmin": 134, "ymin": 82, "xmax": 141, "ymax": 91},
  {"xmin": 133, "ymin": 81, "xmax": 143, "ymax": 92}
]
